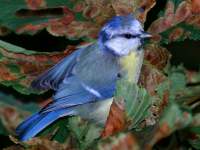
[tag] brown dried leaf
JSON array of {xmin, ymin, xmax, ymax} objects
[
  {"xmin": 0, "ymin": 106, "xmax": 22, "ymax": 133},
  {"xmin": 139, "ymin": 64, "xmax": 167, "ymax": 96},
  {"xmin": 25, "ymin": 0, "xmax": 47, "ymax": 10},
  {"xmin": 148, "ymin": 1, "xmax": 175, "ymax": 34},
  {"xmin": 7, "ymin": 137, "xmax": 72, "ymax": 150},
  {"xmin": 148, "ymin": 0, "xmax": 200, "ymax": 43},
  {"xmin": 144, "ymin": 44, "xmax": 171, "ymax": 70},
  {"xmin": 191, "ymin": 0, "xmax": 200, "ymax": 14},
  {"xmin": 136, "ymin": 0, "xmax": 156, "ymax": 23},
  {"xmin": 99, "ymin": 133, "xmax": 139, "ymax": 150},
  {"xmin": 168, "ymin": 27, "xmax": 184, "ymax": 42},
  {"xmin": 185, "ymin": 70, "xmax": 200, "ymax": 84},
  {"xmin": 0, "ymin": 41, "xmax": 76, "ymax": 94},
  {"xmin": 148, "ymin": 0, "xmax": 193, "ymax": 33},
  {"xmin": 174, "ymin": 1, "xmax": 192, "ymax": 24},
  {"xmin": 145, "ymin": 105, "xmax": 193, "ymax": 149},
  {"xmin": 186, "ymin": 15, "xmax": 200, "ymax": 28},
  {"xmin": 0, "ymin": 0, "xmax": 155, "ymax": 39},
  {"xmin": 145, "ymin": 123, "xmax": 171, "ymax": 149},
  {"xmin": 101, "ymin": 100, "xmax": 126, "ymax": 138}
]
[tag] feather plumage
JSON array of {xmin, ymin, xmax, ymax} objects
[{"xmin": 16, "ymin": 14, "xmax": 149, "ymax": 141}]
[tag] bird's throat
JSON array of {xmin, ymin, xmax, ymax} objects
[{"xmin": 119, "ymin": 50, "xmax": 144, "ymax": 83}]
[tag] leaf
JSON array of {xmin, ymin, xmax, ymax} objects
[
  {"xmin": 168, "ymin": 66, "xmax": 187, "ymax": 96},
  {"xmin": 101, "ymin": 100, "xmax": 126, "ymax": 138},
  {"xmin": 144, "ymin": 44, "xmax": 171, "ymax": 70},
  {"xmin": 148, "ymin": 0, "xmax": 200, "ymax": 44},
  {"xmin": 0, "ymin": 91, "xmax": 39, "ymax": 135},
  {"xmin": 188, "ymin": 130, "xmax": 200, "ymax": 149},
  {"xmin": 188, "ymin": 114, "xmax": 200, "ymax": 149},
  {"xmin": 145, "ymin": 102, "xmax": 193, "ymax": 149},
  {"xmin": 7, "ymin": 137, "xmax": 72, "ymax": 150},
  {"xmin": 188, "ymin": 137, "xmax": 200, "ymax": 150},
  {"xmin": 0, "ymin": 0, "xmax": 155, "ymax": 40},
  {"xmin": 115, "ymin": 80, "xmax": 152, "ymax": 130},
  {"xmin": 98, "ymin": 133, "xmax": 139, "ymax": 150},
  {"xmin": 0, "ymin": 39, "xmax": 73, "ymax": 95},
  {"xmin": 159, "ymin": 103, "xmax": 192, "ymax": 129},
  {"xmin": 156, "ymin": 66, "xmax": 188, "ymax": 103},
  {"xmin": 139, "ymin": 62, "xmax": 167, "ymax": 96},
  {"xmin": 39, "ymin": 116, "xmax": 101, "ymax": 150},
  {"xmin": 67, "ymin": 117, "xmax": 101, "ymax": 150},
  {"xmin": 160, "ymin": 23, "xmax": 200, "ymax": 44},
  {"xmin": 142, "ymin": 66, "xmax": 200, "ymax": 149},
  {"xmin": 38, "ymin": 118, "xmax": 70, "ymax": 143},
  {"xmin": 192, "ymin": 0, "xmax": 200, "ymax": 14},
  {"xmin": 186, "ymin": 70, "xmax": 200, "ymax": 84}
]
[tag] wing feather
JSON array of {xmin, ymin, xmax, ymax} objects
[{"xmin": 31, "ymin": 50, "xmax": 81, "ymax": 90}]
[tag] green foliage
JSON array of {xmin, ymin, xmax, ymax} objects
[
  {"xmin": 67, "ymin": 117, "xmax": 101, "ymax": 150},
  {"xmin": 0, "ymin": 1, "xmax": 83, "ymax": 31},
  {"xmin": 148, "ymin": 0, "xmax": 200, "ymax": 44},
  {"xmin": 38, "ymin": 118, "xmax": 70, "ymax": 143},
  {"xmin": 0, "ymin": 40, "xmax": 45, "ymax": 55},
  {"xmin": 0, "ymin": 39, "xmax": 65, "ymax": 95},
  {"xmin": 39, "ymin": 117, "xmax": 101, "ymax": 150},
  {"xmin": 161, "ymin": 23, "xmax": 200, "ymax": 44},
  {"xmin": 0, "ymin": 91, "xmax": 39, "ymax": 137},
  {"xmin": 0, "ymin": 92, "xmax": 39, "ymax": 113},
  {"xmin": 115, "ymin": 79, "xmax": 151, "ymax": 129},
  {"xmin": 0, "ymin": 0, "xmax": 200, "ymax": 149},
  {"xmin": 159, "ymin": 103, "xmax": 193, "ymax": 130}
]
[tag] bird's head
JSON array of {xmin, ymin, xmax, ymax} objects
[{"xmin": 98, "ymin": 15, "xmax": 151, "ymax": 56}]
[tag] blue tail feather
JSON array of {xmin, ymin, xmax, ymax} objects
[
  {"xmin": 16, "ymin": 113, "xmax": 41, "ymax": 135},
  {"xmin": 16, "ymin": 109, "xmax": 74, "ymax": 141}
]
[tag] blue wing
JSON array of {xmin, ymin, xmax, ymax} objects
[
  {"xmin": 31, "ymin": 49, "xmax": 82, "ymax": 90},
  {"xmin": 31, "ymin": 42, "xmax": 119, "ymax": 112},
  {"xmin": 17, "ymin": 43, "xmax": 119, "ymax": 141},
  {"xmin": 42, "ymin": 44, "xmax": 119, "ymax": 111},
  {"xmin": 16, "ymin": 76, "xmax": 115, "ymax": 141},
  {"xmin": 41, "ymin": 76, "xmax": 115, "ymax": 113}
]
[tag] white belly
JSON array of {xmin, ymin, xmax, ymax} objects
[{"xmin": 76, "ymin": 98, "xmax": 113, "ymax": 125}]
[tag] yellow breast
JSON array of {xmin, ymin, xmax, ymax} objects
[{"xmin": 119, "ymin": 50, "xmax": 144, "ymax": 83}]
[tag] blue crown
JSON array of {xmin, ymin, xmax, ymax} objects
[{"xmin": 98, "ymin": 15, "xmax": 136, "ymax": 43}]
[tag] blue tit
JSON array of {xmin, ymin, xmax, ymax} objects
[{"xmin": 16, "ymin": 14, "xmax": 151, "ymax": 141}]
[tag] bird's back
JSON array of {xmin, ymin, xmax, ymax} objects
[{"xmin": 70, "ymin": 43, "xmax": 121, "ymax": 98}]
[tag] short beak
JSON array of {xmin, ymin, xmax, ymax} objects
[{"xmin": 140, "ymin": 31, "xmax": 152, "ymax": 39}]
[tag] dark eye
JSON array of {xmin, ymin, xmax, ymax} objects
[
  {"xmin": 117, "ymin": 73, "xmax": 122, "ymax": 78},
  {"xmin": 123, "ymin": 34, "xmax": 133, "ymax": 39}
]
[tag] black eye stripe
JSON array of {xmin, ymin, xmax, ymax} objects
[
  {"xmin": 122, "ymin": 33, "xmax": 139, "ymax": 39},
  {"xmin": 111, "ymin": 33, "xmax": 139, "ymax": 39},
  {"xmin": 123, "ymin": 34, "xmax": 132, "ymax": 39}
]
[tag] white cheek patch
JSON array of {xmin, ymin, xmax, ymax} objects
[{"xmin": 105, "ymin": 37, "xmax": 141, "ymax": 56}]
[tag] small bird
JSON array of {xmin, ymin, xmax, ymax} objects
[{"xmin": 16, "ymin": 14, "xmax": 151, "ymax": 141}]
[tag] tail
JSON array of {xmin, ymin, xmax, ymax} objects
[{"xmin": 16, "ymin": 109, "xmax": 75, "ymax": 141}]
